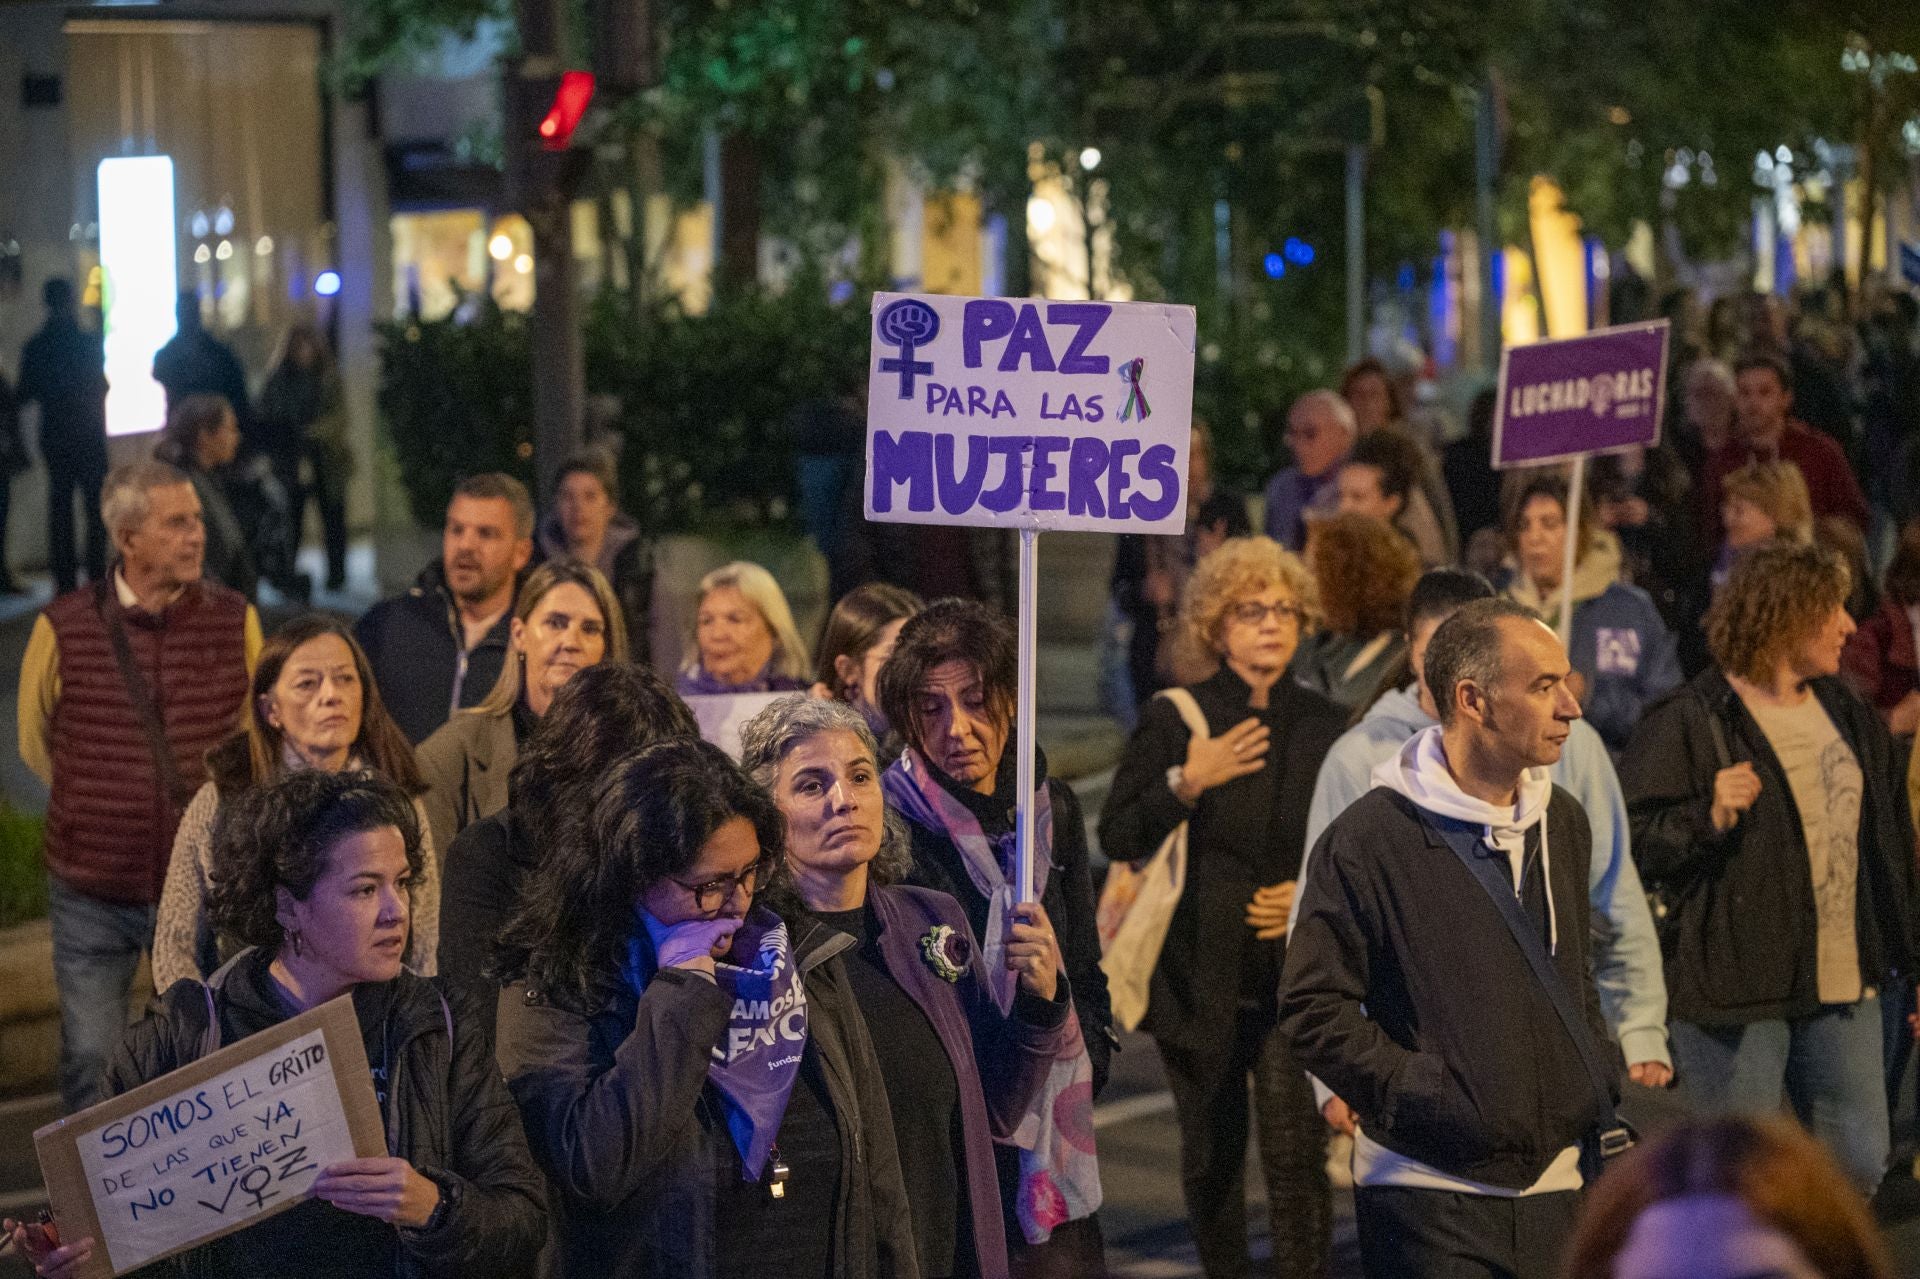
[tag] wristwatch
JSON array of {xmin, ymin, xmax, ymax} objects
[
  {"xmin": 1166, "ymin": 765, "xmax": 1192, "ymax": 803},
  {"xmin": 415, "ymin": 1170, "xmax": 458, "ymax": 1233}
]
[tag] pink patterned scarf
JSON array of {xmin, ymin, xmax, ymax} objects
[{"xmin": 884, "ymin": 748, "xmax": 1103, "ymax": 1242}]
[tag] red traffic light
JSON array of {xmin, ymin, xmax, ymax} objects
[{"xmin": 537, "ymin": 71, "xmax": 596, "ymax": 150}]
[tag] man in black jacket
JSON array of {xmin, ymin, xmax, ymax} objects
[
  {"xmin": 15, "ymin": 278, "xmax": 109, "ymax": 592},
  {"xmin": 1280, "ymin": 599, "xmax": 1622, "ymax": 1278},
  {"xmin": 355, "ymin": 474, "xmax": 534, "ymax": 743}
]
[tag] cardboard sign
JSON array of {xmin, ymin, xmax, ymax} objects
[
  {"xmin": 684, "ymin": 691, "xmax": 789, "ymax": 761},
  {"xmin": 1492, "ymin": 320, "xmax": 1671, "ymax": 469},
  {"xmin": 34, "ymin": 995, "xmax": 384, "ymax": 1278},
  {"xmin": 865, "ymin": 292, "xmax": 1198, "ymax": 534}
]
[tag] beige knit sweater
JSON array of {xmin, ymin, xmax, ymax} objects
[{"xmin": 151, "ymin": 781, "xmax": 440, "ymax": 991}]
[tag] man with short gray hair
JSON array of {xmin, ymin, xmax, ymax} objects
[
  {"xmin": 1263, "ymin": 390, "xmax": 1358, "ymax": 552},
  {"xmin": 19, "ymin": 460, "xmax": 260, "ymax": 1111},
  {"xmin": 1280, "ymin": 599, "xmax": 1622, "ymax": 1278}
]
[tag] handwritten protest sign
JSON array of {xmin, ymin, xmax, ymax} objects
[
  {"xmin": 685, "ymin": 691, "xmax": 788, "ymax": 761},
  {"xmin": 34, "ymin": 995, "xmax": 383, "ymax": 1278},
  {"xmin": 1492, "ymin": 320, "xmax": 1671, "ymax": 469},
  {"xmin": 865, "ymin": 292, "xmax": 1197, "ymax": 534}
]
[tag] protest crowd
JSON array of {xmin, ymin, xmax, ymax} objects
[{"xmin": 0, "ymin": 274, "xmax": 1918, "ymax": 1279}]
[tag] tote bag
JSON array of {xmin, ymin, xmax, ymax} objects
[{"xmin": 1097, "ymin": 687, "xmax": 1208, "ymax": 1032}]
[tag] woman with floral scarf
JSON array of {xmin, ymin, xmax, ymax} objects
[{"xmin": 877, "ymin": 599, "xmax": 1115, "ymax": 1278}]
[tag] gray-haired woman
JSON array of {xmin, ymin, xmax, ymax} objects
[{"xmin": 741, "ymin": 696, "xmax": 1073, "ymax": 1279}]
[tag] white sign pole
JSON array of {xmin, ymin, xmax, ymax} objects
[
  {"xmin": 1014, "ymin": 526, "xmax": 1039, "ymax": 905},
  {"xmin": 1557, "ymin": 453, "xmax": 1586, "ymax": 649}
]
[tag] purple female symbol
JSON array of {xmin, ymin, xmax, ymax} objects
[{"xmin": 877, "ymin": 299, "xmax": 941, "ymax": 399}]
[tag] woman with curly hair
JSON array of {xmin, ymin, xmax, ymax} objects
[
  {"xmin": 1098, "ymin": 536, "xmax": 1348, "ymax": 1278},
  {"xmin": 7, "ymin": 771, "xmax": 548, "ymax": 1278},
  {"xmin": 741, "ymin": 695, "xmax": 1072, "ymax": 1279},
  {"xmin": 1564, "ymin": 1114, "xmax": 1893, "ymax": 1279},
  {"xmin": 1292, "ymin": 512, "xmax": 1420, "ymax": 709},
  {"xmin": 1620, "ymin": 543, "xmax": 1917, "ymax": 1194},
  {"xmin": 1503, "ymin": 471, "xmax": 1681, "ymax": 751},
  {"xmin": 491, "ymin": 737, "xmax": 919, "ymax": 1279}
]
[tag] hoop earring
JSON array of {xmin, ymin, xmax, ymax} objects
[{"xmin": 286, "ymin": 927, "xmax": 304, "ymax": 958}]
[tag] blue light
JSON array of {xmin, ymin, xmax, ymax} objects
[
  {"xmin": 1263, "ymin": 252, "xmax": 1286, "ymax": 279},
  {"xmin": 1397, "ymin": 263, "xmax": 1416, "ymax": 291},
  {"xmin": 314, "ymin": 270, "xmax": 342, "ymax": 297},
  {"xmin": 1284, "ymin": 237, "xmax": 1315, "ymax": 265}
]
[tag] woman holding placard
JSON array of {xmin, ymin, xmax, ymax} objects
[
  {"xmin": 1098, "ymin": 536, "xmax": 1347, "ymax": 1279},
  {"xmin": 677, "ymin": 561, "xmax": 812, "ymax": 695},
  {"xmin": 492, "ymin": 737, "xmax": 918, "ymax": 1279},
  {"xmin": 9, "ymin": 770, "xmax": 547, "ymax": 1278},
  {"xmin": 876, "ymin": 599, "xmax": 1112, "ymax": 1278}
]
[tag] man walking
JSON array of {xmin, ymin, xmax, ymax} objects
[
  {"xmin": 1301, "ymin": 569, "xmax": 1672, "ymax": 1101},
  {"xmin": 15, "ymin": 278, "xmax": 109, "ymax": 592},
  {"xmin": 354, "ymin": 473, "xmax": 533, "ymax": 743},
  {"xmin": 1280, "ymin": 599, "xmax": 1623, "ymax": 1278},
  {"xmin": 18, "ymin": 462, "xmax": 259, "ymax": 1112}
]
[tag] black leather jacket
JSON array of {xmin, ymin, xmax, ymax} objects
[{"xmin": 106, "ymin": 952, "xmax": 547, "ymax": 1277}]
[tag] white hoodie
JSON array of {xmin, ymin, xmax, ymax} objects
[
  {"xmin": 1371, "ymin": 725, "xmax": 1559, "ymax": 954},
  {"xmin": 1351, "ymin": 724, "xmax": 1581, "ymax": 1196}
]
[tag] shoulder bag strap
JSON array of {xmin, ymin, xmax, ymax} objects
[
  {"xmin": 1157, "ymin": 686, "xmax": 1210, "ymax": 742},
  {"xmin": 1425, "ymin": 802, "xmax": 1620, "ymax": 1132},
  {"xmin": 96, "ymin": 579, "xmax": 198, "ymax": 810}
]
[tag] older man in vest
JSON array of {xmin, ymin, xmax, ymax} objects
[{"xmin": 19, "ymin": 461, "xmax": 259, "ymax": 1112}]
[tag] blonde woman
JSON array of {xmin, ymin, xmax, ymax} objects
[
  {"xmin": 1098, "ymin": 536, "xmax": 1349, "ymax": 1279},
  {"xmin": 677, "ymin": 560, "xmax": 812, "ymax": 695},
  {"xmin": 1715, "ymin": 459, "xmax": 1815, "ymax": 592},
  {"xmin": 416, "ymin": 559, "xmax": 626, "ymax": 854}
]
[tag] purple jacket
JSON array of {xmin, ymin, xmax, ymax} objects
[{"xmin": 852, "ymin": 884, "xmax": 1073, "ymax": 1279}]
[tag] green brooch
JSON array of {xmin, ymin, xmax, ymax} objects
[{"xmin": 920, "ymin": 925, "xmax": 972, "ymax": 982}]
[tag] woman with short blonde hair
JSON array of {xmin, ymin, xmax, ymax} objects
[
  {"xmin": 1722, "ymin": 460, "xmax": 1814, "ymax": 549},
  {"xmin": 1100, "ymin": 534, "xmax": 1350, "ymax": 1278},
  {"xmin": 679, "ymin": 560, "xmax": 812, "ymax": 694}
]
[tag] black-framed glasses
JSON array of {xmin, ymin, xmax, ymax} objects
[
  {"xmin": 669, "ymin": 858, "xmax": 773, "ymax": 913},
  {"xmin": 1229, "ymin": 600, "xmax": 1306, "ymax": 626}
]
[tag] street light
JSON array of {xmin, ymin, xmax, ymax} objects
[{"xmin": 1079, "ymin": 146, "xmax": 1102, "ymax": 171}]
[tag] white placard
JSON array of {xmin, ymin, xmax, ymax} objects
[
  {"xmin": 39, "ymin": 1004, "xmax": 384, "ymax": 1279},
  {"xmin": 685, "ymin": 691, "xmax": 789, "ymax": 761},
  {"xmin": 865, "ymin": 293, "xmax": 1197, "ymax": 534}
]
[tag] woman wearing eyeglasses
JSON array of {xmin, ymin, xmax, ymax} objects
[
  {"xmin": 1098, "ymin": 536, "xmax": 1349, "ymax": 1279},
  {"xmin": 491, "ymin": 737, "xmax": 919, "ymax": 1279}
]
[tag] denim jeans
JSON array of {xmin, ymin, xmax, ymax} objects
[
  {"xmin": 49, "ymin": 878, "xmax": 156, "ymax": 1113},
  {"xmin": 1671, "ymin": 997, "xmax": 1889, "ymax": 1194}
]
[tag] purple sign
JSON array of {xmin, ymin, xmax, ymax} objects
[{"xmin": 1492, "ymin": 321, "xmax": 1671, "ymax": 469}]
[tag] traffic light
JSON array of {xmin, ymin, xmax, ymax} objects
[{"xmin": 536, "ymin": 71, "xmax": 596, "ymax": 151}]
